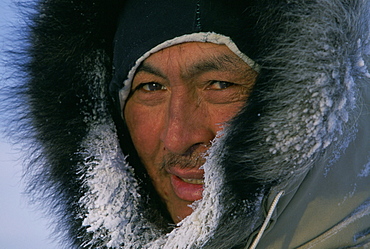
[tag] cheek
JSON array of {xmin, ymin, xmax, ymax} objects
[
  {"xmin": 124, "ymin": 102, "xmax": 164, "ymax": 159},
  {"xmin": 209, "ymin": 102, "xmax": 245, "ymax": 132}
]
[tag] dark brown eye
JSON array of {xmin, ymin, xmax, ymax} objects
[
  {"xmin": 207, "ymin": 81, "xmax": 234, "ymax": 90},
  {"xmin": 137, "ymin": 82, "xmax": 167, "ymax": 92}
]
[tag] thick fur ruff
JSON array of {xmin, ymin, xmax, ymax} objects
[
  {"xmin": 204, "ymin": 0, "xmax": 370, "ymax": 247},
  {"xmin": 5, "ymin": 0, "xmax": 370, "ymax": 248}
]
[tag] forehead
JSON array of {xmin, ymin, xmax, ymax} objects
[
  {"xmin": 137, "ymin": 42, "xmax": 253, "ymax": 77},
  {"xmin": 145, "ymin": 42, "xmax": 239, "ymax": 61}
]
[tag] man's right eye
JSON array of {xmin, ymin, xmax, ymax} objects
[{"xmin": 136, "ymin": 82, "xmax": 167, "ymax": 92}]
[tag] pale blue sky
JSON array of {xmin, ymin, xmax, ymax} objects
[{"xmin": 0, "ymin": 1, "xmax": 59, "ymax": 248}]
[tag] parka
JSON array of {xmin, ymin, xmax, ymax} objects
[{"xmin": 6, "ymin": 0, "xmax": 370, "ymax": 248}]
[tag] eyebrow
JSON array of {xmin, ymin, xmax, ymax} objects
[
  {"xmin": 135, "ymin": 53, "xmax": 248, "ymax": 80},
  {"xmin": 183, "ymin": 53, "xmax": 244, "ymax": 79},
  {"xmin": 136, "ymin": 63, "xmax": 168, "ymax": 79}
]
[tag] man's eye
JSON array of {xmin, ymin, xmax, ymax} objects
[
  {"xmin": 137, "ymin": 82, "xmax": 167, "ymax": 92},
  {"xmin": 208, "ymin": 81, "xmax": 234, "ymax": 90}
]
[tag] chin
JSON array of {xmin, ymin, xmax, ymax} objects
[{"xmin": 168, "ymin": 199, "xmax": 195, "ymax": 224}]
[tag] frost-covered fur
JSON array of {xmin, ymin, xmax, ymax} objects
[{"xmin": 5, "ymin": 0, "xmax": 370, "ymax": 248}]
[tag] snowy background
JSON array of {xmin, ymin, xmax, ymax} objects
[{"xmin": 0, "ymin": 1, "xmax": 59, "ymax": 248}]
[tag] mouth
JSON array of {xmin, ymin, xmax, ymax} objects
[
  {"xmin": 179, "ymin": 177, "xmax": 204, "ymax": 185},
  {"xmin": 168, "ymin": 167, "xmax": 205, "ymax": 202}
]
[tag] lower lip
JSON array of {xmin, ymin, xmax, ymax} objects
[{"xmin": 170, "ymin": 175, "xmax": 204, "ymax": 202}]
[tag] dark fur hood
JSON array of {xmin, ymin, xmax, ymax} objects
[{"xmin": 6, "ymin": 0, "xmax": 370, "ymax": 248}]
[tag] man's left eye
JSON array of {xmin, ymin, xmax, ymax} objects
[{"xmin": 207, "ymin": 81, "xmax": 234, "ymax": 90}]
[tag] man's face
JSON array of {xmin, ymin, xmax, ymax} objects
[{"xmin": 124, "ymin": 42, "xmax": 257, "ymax": 223}]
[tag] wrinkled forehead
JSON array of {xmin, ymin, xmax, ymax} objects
[{"xmin": 109, "ymin": 0, "xmax": 259, "ymax": 110}]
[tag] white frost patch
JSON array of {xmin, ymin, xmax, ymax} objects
[
  {"xmin": 359, "ymin": 158, "xmax": 370, "ymax": 178},
  {"xmin": 79, "ymin": 121, "xmax": 160, "ymax": 248},
  {"xmin": 356, "ymin": 38, "xmax": 370, "ymax": 78}
]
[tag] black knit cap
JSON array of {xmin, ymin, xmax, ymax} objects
[{"xmin": 109, "ymin": 0, "xmax": 258, "ymax": 105}]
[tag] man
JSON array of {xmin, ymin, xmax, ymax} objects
[
  {"xmin": 123, "ymin": 41, "xmax": 258, "ymax": 223},
  {"xmin": 9, "ymin": 0, "xmax": 370, "ymax": 248}
]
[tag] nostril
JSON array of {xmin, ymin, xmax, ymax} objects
[{"xmin": 183, "ymin": 143, "xmax": 210, "ymax": 156}]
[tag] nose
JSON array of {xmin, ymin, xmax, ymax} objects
[{"xmin": 160, "ymin": 88, "xmax": 215, "ymax": 155}]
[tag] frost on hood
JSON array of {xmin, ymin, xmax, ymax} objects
[
  {"xmin": 257, "ymin": 1, "xmax": 370, "ymax": 185},
  {"xmin": 78, "ymin": 121, "xmax": 158, "ymax": 248},
  {"xmin": 359, "ymin": 158, "xmax": 370, "ymax": 178}
]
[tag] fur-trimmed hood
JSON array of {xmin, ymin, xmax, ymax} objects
[{"xmin": 7, "ymin": 0, "xmax": 370, "ymax": 248}]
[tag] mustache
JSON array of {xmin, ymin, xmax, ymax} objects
[{"xmin": 161, "ymin": 152, "xmax": 207, "ymax": 171}]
